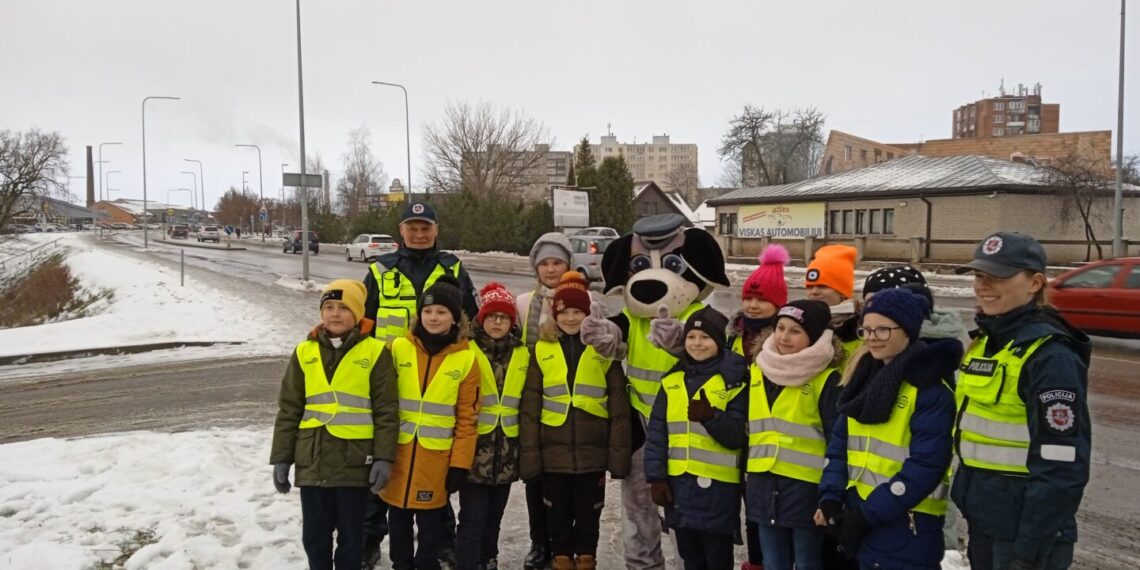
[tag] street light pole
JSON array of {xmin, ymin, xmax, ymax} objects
[
  {"xmin": 181, "ymin": 170, "xmax": 197, "ymax": 218},
  {"xmin": 235, "ymin": 144, "xmax": 263, "ymax": 239},
  {"xmin": 184, "ymin": 158, "xmax": 205, "ymax": 220},
  {"xmin": 296, "ymin": 0, "xmax": 311, "ymax": 281},
  {"xmin": 168, "ymin": 188, "xmax": 194, "ymax": 210},
  {"xmin": 1113, "ymin": 0, "xmax": 1127, "ymax": 257},
  {"xmin": 142, "ymin": 96, "xmax": 180, "ymax": 248},
  {"xmin": 98, "ymin": 142, "xmax": 123, "ymax": 205},
  {"xmin": 371, "ymin": 81, "xmax": 412, "ymax": 196}
]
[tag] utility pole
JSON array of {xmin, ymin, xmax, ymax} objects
[
  {"xmin": 295, "ymin": 0, "xmax": 311, "ymax": 281},
  {"xmin": 1113, "ymin": 0, "xmax": 1128, "ymax": 257}
]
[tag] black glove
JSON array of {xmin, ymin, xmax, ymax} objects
[
  {"xmin": 445, "ymin": 467, "xmax": 469, "ymax": 494},
  {"xmin": 273, "ymin": 463, "xmax": 292, "ymax": 494},
  {"xmin": 687, "ymin": 389, "xmax": 715, "ymax": 423},
  {"xmin": 819, "ymin": 499, "xmax": 844, "ymax": 526},
  {"xmin": 649, "ymin": 481, "xmax": 674, "ymax": 507},
  {"xmin": 836, "ymin": 508, "xmax": 872, "ymax": 559}
]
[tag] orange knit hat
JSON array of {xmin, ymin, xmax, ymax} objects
[{"xmin": 805, "ymin": 245, "xmax": 857, "ymax": 299}]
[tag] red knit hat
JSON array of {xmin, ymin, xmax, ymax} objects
[
  {"xmin": 805, "ymin": 245, "xmax": 857, "ymax": 299},
  {"xmin": 742, "ymin": 244, "xmax": 790, "ymax": 306},
  {"xmin": 476, "ymin": 282, "xmax": 517, "ymax": 326},
  {"xmin": 553, "ymin": 271, "xmax": 591, "ymax": 316}
]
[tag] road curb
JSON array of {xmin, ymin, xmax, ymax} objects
[
  {"xmin": 0, "ymin": 341, "xmax": 245, "ymax": 366},
  {"xmin": 154, "ymin": 238, "xmax": 247, "ymax": 251}
]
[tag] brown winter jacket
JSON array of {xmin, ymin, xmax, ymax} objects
[
  {"xmin": 379, "ymin": 318, "xmax": 482, "ymax": 510},
  {"xmin": 518, "ymin": 320, "xmax": 632, "ymax": 480},
  {"xmin": 269, "ymin": 320, "xmax": 399, "ymax": 487}
]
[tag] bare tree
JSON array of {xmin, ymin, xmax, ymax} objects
[
  {"xmin": 421, "ymin": 101, "xmax": 551, "ymax": 199},
  {"xmin": 718, "ymin": 105, "xmax": 826, "ymax": 187},
  {"xmin": 214, "ymin": 186, "xmax": 261, "ymax": 232},
  {"xmin": 336, "ymin": 126, "xmax": 388, "ymax": 220},
  {"xmin": 715, "ymin": 154, "xmax": 743, "ymax": 188},
  {"xmin": 0, "ymin": 129, "xmax": 68, "ymax": 228},
  {"xmin": 665, "ymin": 163, "xmax": 701, "ymax": 208},
  {"xmin": 1046, "ymin": 151, "xmax": 1117, "ymax": 261}
]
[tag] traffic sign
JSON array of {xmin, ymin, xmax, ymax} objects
[
  {"xmin": 283, "ymin": 172, "xmax": 324, "ymax": 188},
  {"xmin": 259, "ymin": 210, "xmax": 268, "ymax": 222},
  {"xmin": 224, "ymin": 225, "xmax": 234, "ymax": 235}
]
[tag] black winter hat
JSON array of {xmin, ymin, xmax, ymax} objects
[
  {"xmin": 419, "ymin": 275, "xmax": 463, "ymax": 322},
  {"xmin": 776, "ymin": 299, "xmax": 832, "ymax": 344},
  {"xmin": 684, "ymin": 306, "xmax": 729, "ymax": 350},
  {"xmin": 863, "ymin": 265, "xmax": 934, "ymax": 313}
]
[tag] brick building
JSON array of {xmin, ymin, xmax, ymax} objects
[
  {"xmin": 953, "ymin": 83, "xmax": 1059, "ymax": 139},
  {"xmin": 709, "ymin": 155, "xmax": 1140, "ymax": 264}
]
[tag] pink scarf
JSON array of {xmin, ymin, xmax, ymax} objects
[{"xmin": 754, "ymin": 330, "xmax": 836, "ymax": 387}]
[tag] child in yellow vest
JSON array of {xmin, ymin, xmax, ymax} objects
[
  {"xmin": 746, "ymin": 300, "xmax": 844, "ymax": 570},
  {"xmin": 455, "ymin": 283, "xmax": 529, "ymax": 570},
  {"xmin": 644, "ymin": 306, "xmax": 749, "ymax": 570},
  {"xmin": 269, "ymin": 279, "xmax": 399, "ymax": 570},
  {"xmin": 379, "ymin": 275, "xmax": 482, "ymax": 570},
  {"xmin": 519, "ymin": 271, "xmax": 631, "ymax": 570}
]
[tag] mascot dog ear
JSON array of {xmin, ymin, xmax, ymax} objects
[
  {"xmin": 682, "ymin": 228, "xmax": 730, "ymax": 288},
  {"xmin": 601, "ymin": 234, "xmax": 634, "ymax": 294}
]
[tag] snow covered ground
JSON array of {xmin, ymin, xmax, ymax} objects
[
  {"xmin": 0, "ymin": 233, "xmax": 295, "ymax": 380},
  {"xmin": 0, "ymin": 429, "xmax": 969, "ymax": 570}
]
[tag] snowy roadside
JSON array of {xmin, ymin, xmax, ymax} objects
[
  {"xmin": 0, "ymin": 429, "xmax": 969, "ymax": 570},
  {"xmin": 0, "ymin": 233, "xmax": 296, "ymax": 380}
]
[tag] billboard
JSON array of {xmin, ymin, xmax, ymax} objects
[
  {"xmin": 552, "ymin": 187, "xmax": 589, "ymax": 228},
  {"xmin": 737, "ymin": 203, "xmax": 826, "ymax": 238}
]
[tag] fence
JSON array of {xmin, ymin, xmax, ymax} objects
[{"xmin": 0, "ymin": 237, "xmax": 64, "ymax": 290}]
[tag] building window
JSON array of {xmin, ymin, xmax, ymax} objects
[
  {"xmin": 874, "ymin": 149, "xmax": 882, "ymax": 163},
  {"xmin": 1028, "ymin": 118, "xmax": 1040, "ymax": 132},
  {"xmin": 855, "ymin": 210, "xmax": 866, "ymax": 234},
  {"xmin": 994, "ymin": 102, "xmax": 1005, "ymax": 111},
  {"xmin": 829, "ymin": 210, "xmax": 841, "ymax": 234},
  {"xmin": 844, "ymin": 145, "xmax": 852, "ymax": 161},
  {"xmin": 993, "ymin": 114, "xmax": 1004, "ymax": 123},
  {"xmin": 720, "ymin": 213, "xmax": 738, "ymax": 234},
  {"xmin": 993, "ymin": 127, "xmax": 1004, "ymax": 137},
  {"xmin": 869, "ymin": 209, "xmax": 881, "ymax": 234},
  {"xmin": 886, "ymin": 152, "xmax": 894, "ymax": 160},
  {"xmin": 842, "ymin": 210, "xmax": 854, "ymax": 234},
  {"xmin": 1009, "ymin": 100, "xmax": 1025, "ymax": 112},
  {"xmin": 883, "ymin": 209, "xmax": 895, "ymax": 234},
  {"xmin": 860, "ymin": 149, "xmax": 868, "ymax": 162}
]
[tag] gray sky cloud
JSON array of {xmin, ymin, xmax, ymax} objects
[{"xmin": 2, "ymin": 0, "xmax": 1136, "ymax": 209}]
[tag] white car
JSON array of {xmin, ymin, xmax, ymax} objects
[
  {"xmin": 196, "ymin": 226, "xmax": 222, "ymax": 243},
  {"xmin": 347, "ymin": 233, "xmax": 398, "ymax": 262}
]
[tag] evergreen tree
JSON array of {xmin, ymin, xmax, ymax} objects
[
  {"xmin": 566, "ymin": 163, "xmax": 576, "ymax": 186},
  {"xmin": 574, "ymin": 135, "xmax": 597, "ymax": 189},
  {"xmin": 593, "ymin": 156, "xmax": 635, "ymax": 232}
]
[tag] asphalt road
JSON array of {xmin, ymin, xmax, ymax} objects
[{"xmin": 3, "ymin": 234, "xmax": 1137, "ymax": 568}]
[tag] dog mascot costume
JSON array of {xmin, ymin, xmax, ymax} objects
[{"xmin": 581, "ymin": 213, "xmax": 730, "ymax": 569}]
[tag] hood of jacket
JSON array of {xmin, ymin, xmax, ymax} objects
[
  {"xmin": 528, "ymin": 232, "xmax": 574, "ymax": 271},
  {"xmin": 921, "ymin": 308, "xmax": 969, "ymax": 342}
]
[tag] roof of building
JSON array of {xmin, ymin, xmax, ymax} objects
[
  {"xmin": 709, "ymin": 154, "xmax": 1066, "ymax": 205},
  {"xmin": 633, "ymin": 181, "xmax": 699, "ymax": 224},
  {"xmin": 20, "ymin": 195, "xmax": 104, "ymax": 219},
  {"xmin": 108, "ymin": 198, "xmax": 189, "ymax": 215},
  {"xmin": 693, "ymin": 200, "xmax": 716, "ymax": 226}
]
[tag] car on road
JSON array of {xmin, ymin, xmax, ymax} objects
[
  {"xmin": 568, "ymin": 235, "xmax": 614, "ymax": 282},
  {"xmin": 1049, "ymin": 257, "xmax": 1140, "ymax": 338},
  {"xmin": 168, "ymin": 224, "xmax": 190, "ymax": 239},
  {"xmin": 570, "ymin": 226, "xmax": 620, "ymax": 238},
  {"xmin": 196, "ymin": 225, "xmax": 221, "ymax": 243},
  {"xmin": 346, "ymin": 233, "xmax": 398, "ymax": 262},
  {"xmin": 283, "ymin": 230, "xmax": 320, "ymax": 255}
]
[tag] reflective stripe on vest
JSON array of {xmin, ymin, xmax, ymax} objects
[
  {"xmin": 471, "ymin": 341, "xmax": 530, "ymax": 437},
  {"xmin": 846, "ymin": 380, "xmax": 952, "ymax": 517},
  {"xmin": 296, "ymin": 337, "xmax": 385, "ymax": 440},
  {"xmin": 954, "ymin": 336, "xmax": 1049, "ymax": 474},
  {"xmin": 535, "ymin": 340, "xmax": 612, "ymax": 426},
  {"xmin": 662, "ymin": 372, "xmax": 745, "ymax": 484},
  {"xmin": 391, "ymin": 336, "xmax": 475, "ymax": 450},
  {"xmin": 746, "ymin": 366, "xmax": 832, "ymax": 483},
  {"xmin": 625, "ymin": 303, "xmax": 704, "ymax": 419},
  {"xmin": 370, "ymin": 261, "xmax": 461, "ymax": 344},
  {"xmin": 521, "ymin": 292, "xmax": 545, "ymax": 349}
]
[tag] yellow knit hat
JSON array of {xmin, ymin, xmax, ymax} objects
[{"xmin": 320, "ymin": 279, "xmax": 368, "ymax": 323}]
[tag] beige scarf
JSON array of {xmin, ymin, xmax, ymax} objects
[{"xmin": 754, "ymin": 329, "xmax": 836, "ymax": 387}]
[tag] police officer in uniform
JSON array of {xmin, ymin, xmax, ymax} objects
[
  {"xmin": 953, "ymin": 232, "xmax": 1091, "ymax": 570},
  {"xmin": 361, "ymin": 200, "xmax": 479, "ymax": 569}
]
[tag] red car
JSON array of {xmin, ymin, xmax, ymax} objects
[{"xmin": 1049, "ymin": 257, "xmax": 1140, "ymax": 338}]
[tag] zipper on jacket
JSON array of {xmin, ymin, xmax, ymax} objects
[{"xmin": 403, "ymin": 351, "xmax": 435, "ymax": 509}]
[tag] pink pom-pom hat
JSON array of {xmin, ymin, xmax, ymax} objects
[{"xmin": 741, "ymin": 244, "xmax": 790, "ymax": 306}]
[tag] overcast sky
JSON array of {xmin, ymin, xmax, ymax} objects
[{"xmin": 3, "ymin": 0, "xmax": 1137, "ymax": 210}]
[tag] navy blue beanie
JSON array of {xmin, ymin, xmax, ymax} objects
[{"xmin": 862, "ymin": 287, "xmax": 929, "ymax": 342}]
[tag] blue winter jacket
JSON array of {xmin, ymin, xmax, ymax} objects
[
  {"xmin": 645, "ymin": 350, "xmax": 749, "ymax": 535},
  {"xmin": 951, "ymin": 303, "xmax": 1092, "ymax": 564},
  {"xmin": 819, "ymin": 339, "xmax": 962, "ymax": 570}
]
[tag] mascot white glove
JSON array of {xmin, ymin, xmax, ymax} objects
[
  {"xmin": 580, "ymin": 301, "xmax": 627, "ymax": 360},
  {"xmin": 648, "ymin": 304, "xmax": 686, "ymax": 357}
]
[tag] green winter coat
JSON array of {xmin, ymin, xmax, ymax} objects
[{"xmin": 269, "ymin": 321, "xmax": 399, "ymax": 487}]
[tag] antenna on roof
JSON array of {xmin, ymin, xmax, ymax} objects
[
  {"xmin": 607, "ymin": 122, "xmax": 612, "ymax": 136},
  {"xmin": 999, "ymin": 78, "xmax": 1006, "ymax": 97}
]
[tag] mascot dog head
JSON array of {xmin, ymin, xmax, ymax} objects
[{"xmin": 601, "ymin": 213, "xmax": 729, "ymax": 319}]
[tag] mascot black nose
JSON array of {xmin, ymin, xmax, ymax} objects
[{"xmin": 630, "ymin": 280, "xmax": 667, "ymax": 305}]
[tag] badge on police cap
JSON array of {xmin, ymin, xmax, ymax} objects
[
  {"xmin": 982, "ymin": 235, "xmax": 1003, "ymax": 255},
  {"xmin": 412, "ymin": 203, "xmax": 424, "ymax": 214}
]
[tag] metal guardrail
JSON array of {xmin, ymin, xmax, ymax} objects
[{"xmin": 0, "ymin": 237, "xmax": 64, "ymax": 286}]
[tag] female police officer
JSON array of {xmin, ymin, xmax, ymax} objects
[{"xmin": 952, "ymin": 232, "xmax": 1092, "ymax": 570}]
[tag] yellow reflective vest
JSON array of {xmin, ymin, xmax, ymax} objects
[
  {"xmin": 369, "ymin": 260, "xmax": 461, "ymax": 344},
  {"xmin": 296, "ymin": 337, "xmax": 386, "ymax": 440},
  {"xmin": 391, "ymin": 336, "xmax": 476, "ymax": 451},
  {"xmin": 535, "ymin": 339, "xmax": 612, "ymax": 426},
  {"xmin": 625, "ymin": 303, "xmax": 704, "ymax": 419},
  {"xmin": 954, "ymin": 336, "xmax": 1049, "ymax": 474},
  {"xmin": 471, "ymin": 341, "xmax": 530, "ymax": 437},
  {"xmin": 746, "ymin": 366, "xmax": 834, "ymax": 484},
  {"xmin": 847, "ymin": 380, "xmax": 952, "ymax": 517},
  {"xmin": 662, "ymin": 371, "xmax": 745, "ymax": 484}
]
